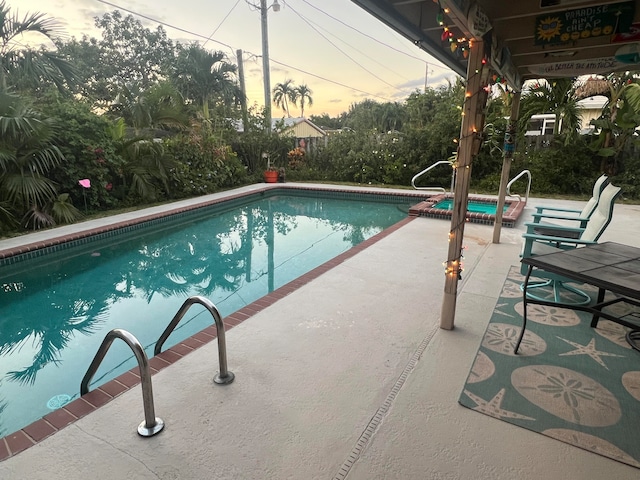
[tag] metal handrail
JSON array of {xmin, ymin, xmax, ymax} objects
[
  {"xmin": 155, "ymin": 296, "xmax": 235, "ymax": 385},
  {"xmin": 507, "ymin": 169, "xmax": 532, "ymax": 204},
  {"xmin": 411, "ymin": 160, "xmax": 454, "ymax": 192},
  {"xmin": 80, "ymin": 329, "xmax": 164, "ymax": 437}
]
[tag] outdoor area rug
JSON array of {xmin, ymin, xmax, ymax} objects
[{"xmin": 459, "ymin": 266, "xmax": 640, "ymax": 469}]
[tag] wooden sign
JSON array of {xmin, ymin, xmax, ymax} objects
[
  {"xmin": 534, "ymin": 2, "xmax": 635, "ymax": 46},
  {"xmin": 468, "ymin": 3, "xmax": 492, "ymax": 37},
  {"xmin": 528, "ymin": 56, "xmax": 625, "ymax": 76}
]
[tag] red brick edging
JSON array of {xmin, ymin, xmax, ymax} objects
[{"xmin": 0, "ymin": 190, "xmax": 415, "ymax": 461}]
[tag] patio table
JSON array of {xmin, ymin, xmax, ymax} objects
[{"xmin": 515, "ymin": 242, "xmax": 640, "ymax": 354}]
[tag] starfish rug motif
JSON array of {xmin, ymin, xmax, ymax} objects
[{"xmin": 459, "ymin": 267, "xmax": 640, "ymax": 469}]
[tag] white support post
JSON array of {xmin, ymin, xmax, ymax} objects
[{"xmin": 492, "ymin": 91, "xmax": 521, "ymax": 244}]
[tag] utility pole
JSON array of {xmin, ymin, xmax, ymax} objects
[
  {"xmin": 260, "ymin": 0, "xmax": 272, "ymax": 133},
  {"xmin": 236, "ymin": 49, "xmax": 249, "ymax": 134},
  {"xmin": 424, "ymin": 64, "xmax": 433, "ymax": 92}
]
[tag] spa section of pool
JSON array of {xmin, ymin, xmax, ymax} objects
[{"xmin": 409, "ymin": 193, "xmax": 525, "ymax": 227}]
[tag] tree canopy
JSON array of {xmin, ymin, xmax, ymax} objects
[{"xmin": 0, "ymin": 0, "xmax": 77, "ymax": 92}]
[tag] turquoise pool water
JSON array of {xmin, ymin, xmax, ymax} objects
[
  {"xmin": 432, "ymin": 198, "xmax": 507, "ymax": 215},
  {"xmin": 0, "ymin": 192, "xmax": 413, "ymax": 438}
]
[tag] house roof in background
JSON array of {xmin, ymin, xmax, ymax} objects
[
  {"xmin": 231, "ymin": 117, "xmax": 327, "ymax": 137},
  {"xmin": 272, "ymin": 117, "xmax": 327, "ymax": 137}
]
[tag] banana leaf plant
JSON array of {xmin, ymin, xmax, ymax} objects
[{"xmin": 589, "ymin": 75, "xmax": 640, "ymax": 175}]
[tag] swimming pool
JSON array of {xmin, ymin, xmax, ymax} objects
[{"xmin": 0, "ymin": 189, "xmax": 418, "ymax": 439}]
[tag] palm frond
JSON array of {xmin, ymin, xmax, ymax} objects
[
  {"xmin": 2, "ymin": 171, "xmax": 58, "ymax": 208},
  {"xmin": 50, "ymin": 192, "xmax": 81, "ymax": 224},
  {"xmin": 21, "ymin": 204, "xmax": 54, "ymax": 230}
]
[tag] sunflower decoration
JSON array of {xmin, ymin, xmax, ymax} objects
[{"xmin": 537, "ymin": 16, "xmax": 563, "ymax": 42}]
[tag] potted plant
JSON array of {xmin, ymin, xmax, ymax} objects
[
  {"xmin": 264, "ymin": 165, "xmax": 278, "ymax": 183},
  {"xmin": 263, "ymin": 152, "xmax": 281, "ymax": 183}
]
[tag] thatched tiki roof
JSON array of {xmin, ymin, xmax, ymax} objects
[{"xmin": 575, "ymin": 78, "xmax": 610, "ymax": 100}]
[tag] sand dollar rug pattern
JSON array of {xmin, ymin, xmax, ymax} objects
[{"xmin": 459, "ymin": 266, "xmax": 640, "ymax": 469}]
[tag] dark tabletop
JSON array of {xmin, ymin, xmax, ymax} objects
[{"xmin": 521, "ymin": 242, "xmax": 640, "ymax": 300}]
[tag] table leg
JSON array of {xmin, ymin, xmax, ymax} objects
[
  {"xmin": 590, "ymin": 287, "xmax": 606, "ymax": 328},
  {"xmin": 515, "ymin": 265, "xmax": 533, "ymax": 354},
  {"xmin": 627, "ymin": 331, "xmax": 640, "ymax": 352}
]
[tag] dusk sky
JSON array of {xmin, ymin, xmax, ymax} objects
[{"xmin": 18, "ymin": 0, "xmax": 458, "ymax": 116}]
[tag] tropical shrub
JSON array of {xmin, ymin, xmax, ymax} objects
[
  {"xmin": 42, "ymin": 92, "xmax": 122, "ymax": 211},
  {"xmin": 517, "ymin": 138, "xmax": 601, "ymax": 195},
  {"xmin": 231, "ymin": 114, "xmax": 292, "ymax": 176},
  {"xmin": 166, "ymin": 135, "xmax": 246, "ymax": 198}
]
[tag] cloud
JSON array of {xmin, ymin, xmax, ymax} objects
[
  {"xmin": 427, "ymin": 71, "xmax": 459, "ymax": 88},
  {"xmin": 397, "ymin": 77, "xmax": 426, "ymax": 91}
]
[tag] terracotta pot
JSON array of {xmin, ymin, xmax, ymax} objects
[{"xmin": 264, "ymin": 170, "xmax": 278, "ymax": 183}]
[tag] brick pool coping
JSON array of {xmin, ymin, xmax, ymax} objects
[
  {"xmin": 408, "ymin": 193, "xmax": 525, "ymax": 227},
  {"xmin": 0, "ymin": 184, "xmax": 430, "ymax": 461},
  {"xmin": 0, "ymin": 185, "xmax": 430, "ymax": 262}
]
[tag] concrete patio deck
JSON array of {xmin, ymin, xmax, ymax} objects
[{"xmin": 1, "ymin": 183, "xmax": 639, "ymax": 479}]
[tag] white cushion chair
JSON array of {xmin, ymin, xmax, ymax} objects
[
  {"xmin": 519, "ymin": 183, "xmax": 622, "ymax": 305},
  {"xmin": 530, "ymin": 174, "xmax": 608, "ymax": 237}
]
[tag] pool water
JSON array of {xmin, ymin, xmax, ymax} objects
[
  {"xmin": 432, "ymin": 199, "xmax": 507, "ymax": 215},
  {"xmin": 0, "ymin": 192, "xmax": 413, "ymax": 438}
]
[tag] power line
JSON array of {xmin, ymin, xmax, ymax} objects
[
  {"xmin": 286, "ymin": 3, "xmax": 413, "ymax": 85},
  {"xmin": 91, "ymin": 0, "xmax": 394, "ymax": 102},
  {"xmin": 203, "ymin": 0, "xmax": 241, "ymax": 48},
  {"xmin": 269, "ymin": 58, "xmax": 391, "ymax": 102},
  {"xmin": 94, "ymin": 0, "xmax": 235, "ymax": 51},
  {"xmin": 300, "ymin": 0, "xmax": 447, "ymax": 71},
  {"xmin": 285, "ymin": 2, "xmax": 399, "ymax": 91}
]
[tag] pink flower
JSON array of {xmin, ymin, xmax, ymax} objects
[
  {"xmin": 105, "ymin": 183, "xmax": 113, "ymax": 191},
  {"xmin": 79, "ymin": 179, "xmax": 91, "ymax": 188}
]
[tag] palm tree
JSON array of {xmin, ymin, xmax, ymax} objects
[
  {"xmin": 0, "ymin": 90, "xmax": 66, "ymax": 228},
  {"xmin": 0, "ymin": 1, "xmax": 76, "ymax": 91},
  {"xmin": 294, "ymin": 83, "xmax": 313, "ymax": 117},
  {"xmin": 107, "ymin": 118, "xmax": 175, "ymax": 201},
  {"xmin": 172, "ymin": 44, "xmax": 241, "ymax": 119},
  {"xmin": 111, "ymin": 82, "xmax": 189, "ymax": 134},
  {"xmin": 272, "ymin": 79, "xmax": 296, "ymax": 117},
  {"xmin": 519, "ymin": 78, "xmax": 580, "ymax": 141}
]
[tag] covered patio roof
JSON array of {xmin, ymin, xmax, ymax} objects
[
  {"xmin": 352, "ymin": 0, "xmax": 640, "ymax": 89},
  {"xmin": 350, "ymin": 0, "xmax": 640, "ymax": 330}
]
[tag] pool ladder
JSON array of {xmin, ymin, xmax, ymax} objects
[
  {"xmin": 412, "ymin": 161, "xmax": 532, "ymax": 205},
  {"xmin": 410, "ymin": 160, "xmax": 454, "ymax": 192},
  {"xmin": 80, "ymin": 296, "xmax": 234, "ymax": 437},
  {"xmin": 506, "ymin": 169, "xmax": 531, "ymax": 204}
]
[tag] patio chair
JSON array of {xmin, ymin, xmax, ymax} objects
[
  {"xmin": 519, "ymin": 183, "xmax": 622, "ymax": 305},
  {"xmin": 530, "ymin": 174, "xmax": 608, "ymax": 238}
]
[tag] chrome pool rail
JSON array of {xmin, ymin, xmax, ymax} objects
[
  {"xmin": 506, "ymin": 169, "xmax": 531, "ymax": 204},
  {"xmin": 155, "ymin": 296, "xmax": 235, "ymax": 385},
  {"xmin": 411, "ymin": 160, "xmax": 453, "ymax": 192},
  {"xmin": 80, "ymin": 328, "xmax": 164, "ymax": 437}
]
